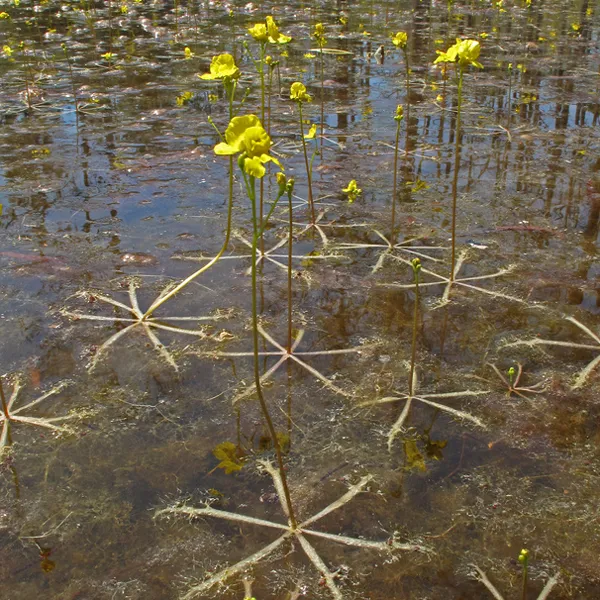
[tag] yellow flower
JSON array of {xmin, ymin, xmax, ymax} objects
[
  {"xmin": 248, "ymin": 23, "xmax": 268, "ymax": 42},
  {"xmin": 304, "ymin": 124, "xmax": 317, "ymax": 139},
  {"xmin": 266, "ymin": 15, "xmax": 291, "ymax": 44},
  {"xmin": 342, "ymin": 180, "xmax": 362, "ymax": 203},
  {"xmin": 200, "ymin": 53, "xmax": 240, "ymax": 80},
  {"xmin": 392, "ymin": 31, "xmax": 408, "ymax": 49},
  {"xmin": 184, "ymin": 46, "xmax": 194, "ymax": 59},
  {"xmin": 394, "ymin": 104, "xmax": 404, "ymax": 121},
  {"xmin": 290, "ymin": 82, "xmax": 312, "ymax": 103},
  {"xmin": 313, "ymin": 22, "xmax": 326, "ymax": 45},
  {"xmin": 433, "ymin": 38, "xmax": 483, "ymax": 69},
  {"xmin": 2, "ymin": 45, "xmax": 13, "ymax": 56},
  {"xmin": 214, "ymin": 115, "xmax": 281, "ymax": 179},
  {"xmin": 304, "ymin": 52, "xmax": 316, "ymax": 59}
]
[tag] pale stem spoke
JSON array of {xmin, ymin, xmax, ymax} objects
[
  {"xmin": 7, "ymin": 381, "xmax": 22, "ymax": 410},
  {"xmin": 572, "ymin": 353, "xmax": 600, "ymax": 389},
  {"xmin": 86, "ymin": 292, "xmax": 137, "ymax": 314},
  {"xmin": 537, "ymin": 572, "xmax": 561, "ymax": 600},
  {"xmin": 181, "ymin": 534, "xmax": 289, "ymax": 600},
  {"xmin": 300, "ymin": 476, "xmax": 372, "ymax": 528},
  {"xmin": 142, "ymin": 323, "xmax": 179, "ymax": 371},
  {"xmin": 156, "ymin": 504, "xmax": 289, "ymax": 532},
  {"xmin": 471, "ymin": 565, "xmax": 505, "ymax": 600},
  {"xmin": 289, "ymin": 355, "xmax": 350, "ymax": 397},
  {"xmin": 12, "ymin": 382, "xmax": 68, "ymax": 415},
  {"xmin": 232, "ymin": 355, "xmax": 289, "ymax": 405},
  {"xmin": 89, "ymin": 322, "xmax": 139, "ymax": 369},
  {"xmin": 302, "ymin": 528, "xmax": 403, "ymax": 551},
  {"xmin": 505, "ymin": 339, "xmax": 600, "ymax": 352},
  {"xmin": 260, "ymin": 460, "xmax": 292, "ymax": 521},
  {"xmin": 456, "ymin": 281, "xmax": 527, "ymax": 304},
  {"xmin": 296, "ymin": 533, "xmax": 344, "ymax": 600},
  {"xmin": 128, "ymin": 283, "xmax": 143, "ymax": 317},
  {"xmin": 414, "ymin": 396, "xmax": 486, "ymax": 428},
  {"xmin": 419, "ymin": 390, "xmax": 489, "ymax": 399},
  {"xmin": 12, "ymin": 416, "xmax": 72, "ymax": 432},
  {"xmin": 63, "ymin": 312, "xmax": 137, "ymax": 323},
  {"xmin": 0, "ymin": 422, "xmax": 10, "ymax": 452},
  {"xmin": 387, "ymin": 397, "xmax": 413, "ymax": 449},
  {"xmin": 148, "ymin": 322, "xmax": 208, "ymax": 337},
  {"xmin": 566, "ymin": 316, "xmax": 600, "ymax": 345}
]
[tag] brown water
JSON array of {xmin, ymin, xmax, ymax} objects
[{"xmin": 1, "ymin": 0, "xmax": 599, "ymax": 598}]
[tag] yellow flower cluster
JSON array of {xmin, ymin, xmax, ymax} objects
[
  {"xmin": 248, "ymin": 15, "xmax": 291, "ymax": 44},
  {"xmin": 290, "ymin": 82, "xmax": 312, "ymax": 103},
  {"xmin": 434, "ymin": 38, "xmax": 483, "ymax": 68},
  {"xmin": 214, "ymin": 115, "xmax": 281, "ymax": 179},
  {"xmin": 200, "ymin": 53, "xmax": 240, "ymax": 80}
]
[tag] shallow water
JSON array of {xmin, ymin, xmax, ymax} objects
[{"xmin": 1, "ymin": 0, "xmax": 599, "ymax": 598}]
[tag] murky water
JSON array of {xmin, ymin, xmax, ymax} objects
[{"xmin": 1, "ymin": 0, "xmax": 599, "ymax": 598}]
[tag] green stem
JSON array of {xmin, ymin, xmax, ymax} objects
[
  {"xmin": 259, "ymin": 42, "xmax": 266, "ymax": 257},
  {"xmin": 246, "ymin": 174, "xmax": 297, "ymax": 530},
  {"xmin": 391, "ymin": 115, "xmax": 402, "ymax": 242},
  {"xmin": 287, "ymin": 189, "xmax": 293, "ymax": 353},
  {"xmin": 319, "ymin": 43, "xmax": 325, "ymax": 153},
  {"xmin": 522, "ymin": 565, "xmax": 528, "ymax": 600},
  {"xmin": 143, "ymin": 81, "xmax": 237, "ymax": 319},
  {"xmin": 450, "ymin": 66, "xmax": 463, "ymax": 282},
  {"xmin": 298, "ymin": 102, "xmax": 316, "ymax": 225},
  {"xmin": 0, "ymin": 376, "xmax": 9, "ymax": 420},
  {"xmin": 408, "ymin": 268, "xmax": 419, "ymax": 396}
]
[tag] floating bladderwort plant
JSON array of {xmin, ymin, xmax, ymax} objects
[
  {"xmin": 63, "ymin": 55, "xmax": 244, "ymax": 369},
  {"xmin": 290, "ymin": 81, "xmax": 317, "ymax": 225},
  {"xmin": 480, "ymin": 363, "xmax": 547, "ymax": 400},
  {"xmin": 213, "ymin": 113, "xmax": 296, "ymax": 523},
  {"xmin": 391, "ymin": 104, "xmax": 404, "ymax": 241},
  {"xmin": 433, "ymin": 39, "xmax": 483, "ymax": 282}
]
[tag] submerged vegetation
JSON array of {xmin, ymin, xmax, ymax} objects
[{"xmin": 0, "ymin": 0, "xmax": 599, "ymax": 598}]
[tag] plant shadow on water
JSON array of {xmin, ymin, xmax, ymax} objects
[{"xmin": 1, "ymin": 0, "xmax": 600, "ymax": 598}]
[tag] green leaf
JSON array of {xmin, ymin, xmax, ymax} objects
[
  {"xmin": 213, "ymin": 441, "xmax": 245, "ymax": 474},
  {"xmin": 404, "ymin": 440, "xmax": 427, "ymax": 472}
]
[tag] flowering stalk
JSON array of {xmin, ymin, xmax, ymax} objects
[
  {"xmin": 409, "ymin": 258, "xmax": 421, "ymax": 396},
  {"xmin": 391, "ymin": 104, "xmax": 404, "ymax": 242},
  {"xmin": 433, "ymin": 39, "xmax": 483, "ymax": 281},
  {"xmin": 212, "ymin": 114, "xmax": 296, "ymax": 528},
  {"xmin": 313, "ymin": 23, "xmax": 326, "ymax": 151},
  {"xmin": 291, "ymin": 82, "xmax": 316, "ymax": 225}
]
